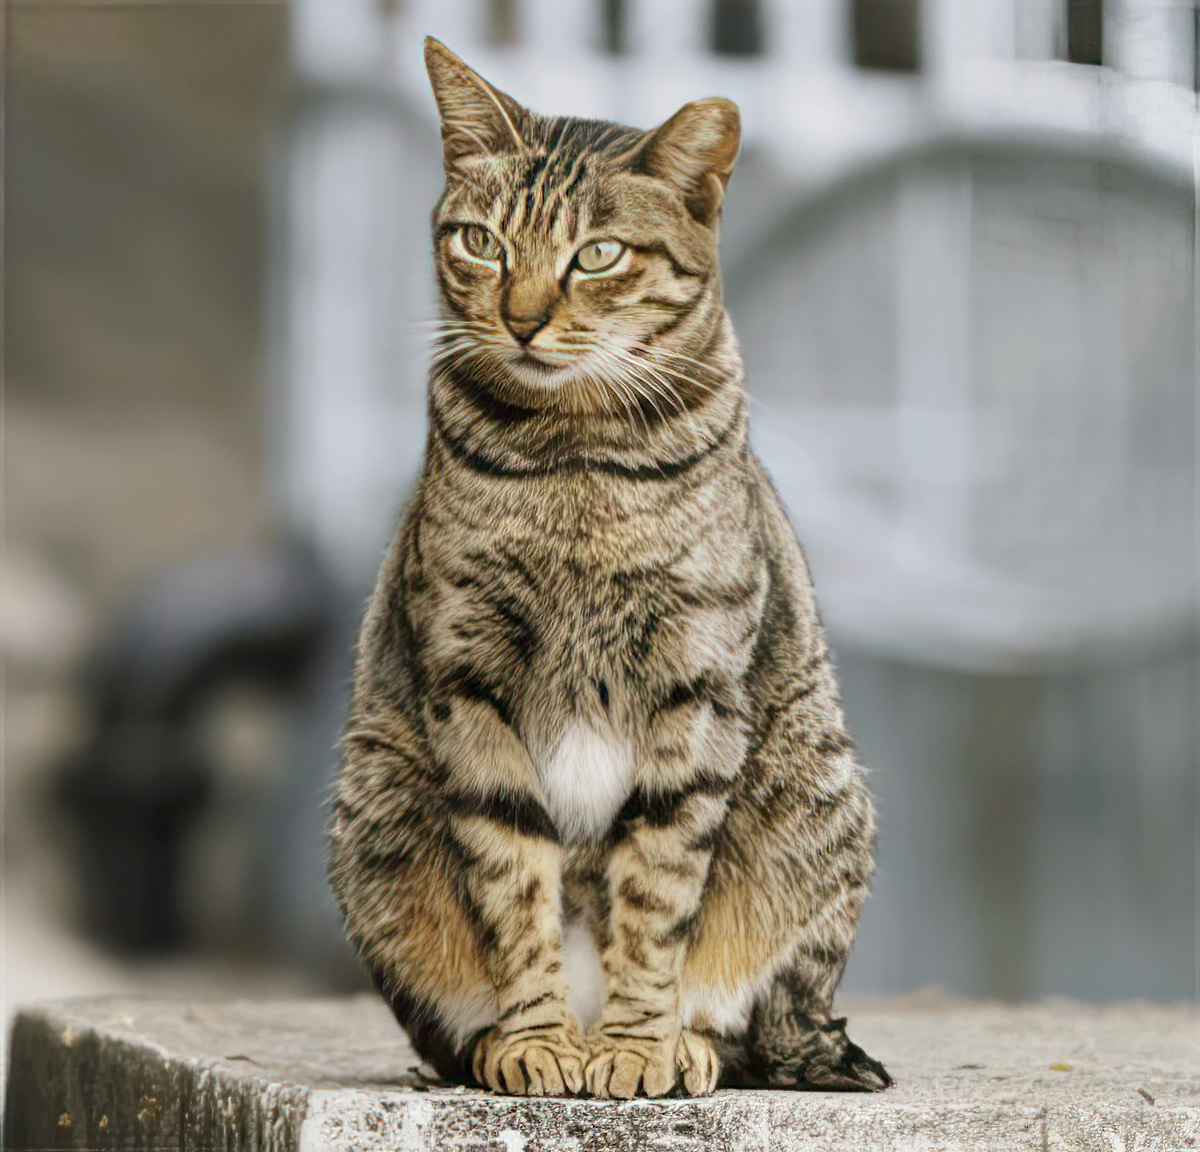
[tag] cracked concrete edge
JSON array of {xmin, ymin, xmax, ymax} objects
[
  {"xmin": 3, "ymin": 1005, "xmax": 310, "ymax": 1151},
  {"xmin": 296, "ymin": 1084, "xmax": 1200, "ymax": 1152}
]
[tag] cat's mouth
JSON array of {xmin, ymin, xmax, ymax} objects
[
  {"xmin": 501, "ymin": 346, "xmax": 589, "ymax": 392},
  {"xmin": 514, "ymin": 349, "xmax": 557, "ymax": 371},
  {"xmin": 508, "ymin": 349, "xmax": 577, "ymax": 385}
]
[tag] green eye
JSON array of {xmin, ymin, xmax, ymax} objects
[
  {"xmin": 461, "ymin": 225, "xmax": 502, "ymax": 261},
  {"xmin": 575, "ymin": 240, "xmax": 625, "ymax": 274}
]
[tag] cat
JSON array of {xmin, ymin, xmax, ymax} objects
[{"xmin": 326, "ymin": 37, "xmax": 891, "ymax": 1099}]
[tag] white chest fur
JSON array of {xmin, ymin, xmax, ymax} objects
[{"xmin": 536, "ymin": 721, "xmax": 634, "ymax": 843}]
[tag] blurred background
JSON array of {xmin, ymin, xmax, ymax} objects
[{"xmin": 4, "ymin": 0, "xmax": 1197, "ymax": 1082}]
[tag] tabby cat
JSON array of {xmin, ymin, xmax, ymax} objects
[{"xmin": 327, "ymin": 37, "xmax": 891, "ymax": 1099}]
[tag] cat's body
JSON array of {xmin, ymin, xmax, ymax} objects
[{"xmin": 327, "ymin": 39, "xmax": 890, "ymax": 1098}]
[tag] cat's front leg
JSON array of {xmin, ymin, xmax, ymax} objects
[
  {"xmin": 461, "ymin": 819, "xmax": 586, "ymax": 1096},
  {"xmin": 433, "ymin": 695, "xmax": 587, "ymax": 1096},
  {"xmin": 586, "ymin": 693, "xmax": 742, "ymax": 1099}
]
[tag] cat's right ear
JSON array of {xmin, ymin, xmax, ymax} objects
[{"xmin": 424, "ymin": 38, "xmax": 529, "ymax": 169}]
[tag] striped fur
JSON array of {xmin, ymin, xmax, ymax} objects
[{"xmin": 326, "ymin": 38, "xmax": 890, "ymax": 1098}]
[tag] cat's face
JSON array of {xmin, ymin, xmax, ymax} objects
[{"xmin": 426, "ymin": 38, "xmax": 740, "ymax": 417}]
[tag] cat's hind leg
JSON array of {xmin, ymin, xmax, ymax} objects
[
  {"xmin": 679, "ymin": 710, "xmax": 892, "ymax": 1092},
  {"xmin": 328, "ymin": 730, "xmax": 496, "ymax": 1083}
]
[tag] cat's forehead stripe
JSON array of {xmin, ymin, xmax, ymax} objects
[
  {"xmin": 538, "ymin": 153, "xmax": 589, "ymax": 234},
  {"xmin": 524, "ymin": 139, "xmax": 580, "ymax": 233},
  {"xmin": 499, "ymin": 187, "xmax": 526, "ymax": 234}
]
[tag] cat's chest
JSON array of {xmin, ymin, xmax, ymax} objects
[{"xmin": 532, "ymin": 721, "xmax": 634, "ymax": 845}]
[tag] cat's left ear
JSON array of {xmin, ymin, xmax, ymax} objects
[
  {"xmin": 424, "ymin": 37, "xmax": 530, "ymax": 168},
  {"xmin": 632, "ymin": 98, "xmax": 740, "ymax": 224}
]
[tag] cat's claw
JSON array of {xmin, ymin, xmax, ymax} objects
[
  {"xmin": 676, "ymin": 1028, "xmax": 721, "ymax": 1096},
  {"xmin": 585, "ymin": 1038, "xmax": 677, "ymax": 1098},
  {"xmin": 473, "ymin": 1027, "xmax": 586, "ymax": 1096}
]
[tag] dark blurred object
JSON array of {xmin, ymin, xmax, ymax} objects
[
  {"xmin": 1194, "ymin": 3, "xmax": 1200, "ymax": 92},
  {"xmin": 1066, "ymin": 0, "xmax": 1103, "ymax": 66},
  {"xmin": 712, "ymin": 0, "xmax": 764, "ymax": 56},
  {"xmin": 602, "ymin": 0, "xmax": 627, "ymax": 55},
  {"xmin": 852, "ymin": 0, "xmax": 921, "ymax": 72},
  {"xmin": 486, "ymin": 0, "xmax": 519, "ymax": 47},
  {"xmin": 600, "ymin": 0, "xmax": 628, "ymax": 55},
  {"xmin": 56, "ymin": 547, "xmax": 331, "ymax": 951}
]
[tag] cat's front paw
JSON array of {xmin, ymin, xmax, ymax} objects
[
  {"xmin": 676, "ymin": 1028, "xmax": 721, "ymax": 1096},
  {"xmin": 472, "ymin": 1026, "xmax": 586, "ymax": 1096},
  {"xmin": 585, "ymin": 1035, "xmax": 677, "ymax": 1099}
]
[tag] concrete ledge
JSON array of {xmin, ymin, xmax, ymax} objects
[{"xmin": 4, "ymin": 995, "xmax": 1197, "ymax": 1150}]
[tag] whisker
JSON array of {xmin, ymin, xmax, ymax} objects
[
  {"xmin": 583, "ymin": 345, "xmax": 655, "ymax": 439},
  {"xmin": 604, "ymin": 346, "xmax": 695, "ymax": 422},
  {"xmin": 642, "ymin": 346, "xmax": 728, "ymax": 393}
]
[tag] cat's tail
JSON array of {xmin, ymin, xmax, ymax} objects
[{"xmin": 716, "ymin": 972, "xmax": 893, "ymax": 1091}]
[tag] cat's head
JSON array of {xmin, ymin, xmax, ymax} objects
[{"xmin": 425, "ymin": 38, "xmax": 740, "ymax": 418}]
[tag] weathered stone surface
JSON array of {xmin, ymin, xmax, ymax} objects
[{"xmin": 4, "ymin": 994, "xmax": 1198, "ymax": 1150}]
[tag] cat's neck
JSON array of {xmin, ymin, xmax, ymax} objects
[
  {"xmin": 428, "ymin": 361, "xmax": 745, "ymax": 480},
  {"xmin": 422, "ymin": 372, "xmax": 751, "ymax": 572}
]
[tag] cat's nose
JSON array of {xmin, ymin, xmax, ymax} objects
[{"xmin": 504, "ymin": 312, "xmax": 549, "ymax": 344}]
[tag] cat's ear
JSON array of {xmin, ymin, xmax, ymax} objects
[
  {"xmin": 424, "ymin": 37, "xmax": 529, "ymax": 168},
  {"xmin": 632, "ymin": 98, "xmax": 740, "ymax": 224}
]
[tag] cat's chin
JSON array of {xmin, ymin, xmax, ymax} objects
[
  {"xmin": 500, "ymin": 355, "xmax": 610, "ymax": 409},
  {"xmin": 504, "ymin": 354, "xmax": 579, "ymax": 389},
  {"xmin": 501, "ymin": 352, "xmax": 641, "ymax": 412}
]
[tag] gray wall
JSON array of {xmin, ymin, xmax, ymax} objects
[{"xmin": 838, "ymin": 644, "xmax": 1197, "ymax": 1001}]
